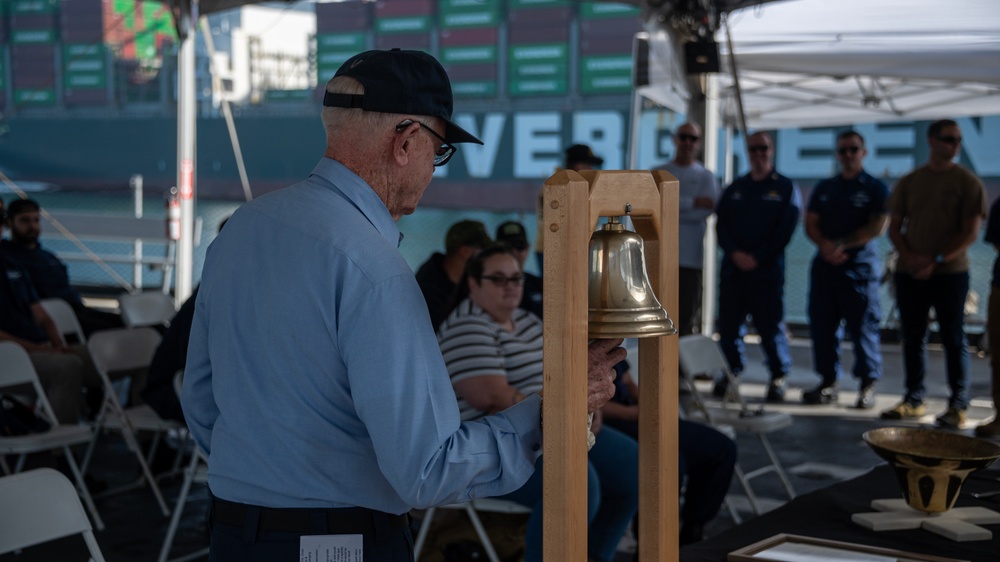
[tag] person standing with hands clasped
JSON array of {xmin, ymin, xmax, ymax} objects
[
  {"xmin": 880, "ymin": 119, "xmax": 987, "ymax": 429},
  {"xmin": 714, "ymin": 132, "xmax": 801, "ymax": 403},
  {"xmin": 181, "ymin": 49, "xmax": 624, "ymax": 562},
  {"xmin": 803, "ymin": 131, "xmax": 889, "ymax": 409}
]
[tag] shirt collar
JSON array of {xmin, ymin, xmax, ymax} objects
[{"xmin": 309, "ymin": 158, "xmax": 403, "ymax": 249}]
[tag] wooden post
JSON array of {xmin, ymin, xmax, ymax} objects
[{"xmin": 542, "ymin": 169, "xmax": 680, "ymax": 561}]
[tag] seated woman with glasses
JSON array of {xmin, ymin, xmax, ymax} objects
[{"xmin": 436, "ymin": 245, "xmax": 639, "ymax": 562}]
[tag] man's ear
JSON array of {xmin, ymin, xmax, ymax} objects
[{"xmin": 393, "ymin": 121, "xmax": 420, "ymax": 167}]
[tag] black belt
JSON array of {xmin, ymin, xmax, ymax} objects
[{"xmin": 211, "ymin": 497, "xmax": 409, "ymax": 535}]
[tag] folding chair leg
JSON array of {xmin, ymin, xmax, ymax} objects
[
  {"xmin": 733, "ymin": 464, "xmax": 763, "ymax": 515},
  {"xmin": 463, "ymin": 504, "xmax": 502, "ymax": 562},
  {"xmin": 413, "ymin": 507, "xmax": 437, "ymax": 560},
  {"xmin": 758, "ymin": 434, "xmax": 796, "ymax": 500},
  {"xmin": 158, "ymin": 451, "xmax": 201, "ymax": 562},
  {"xmin": 62, "ymin": 445, "xmax": 105, "ymax": 531},
  {"xmin": 0, "ymin": 456, "xmax": 9, "ymax": 475},
  {"xmin": 723, "ymin": 496, "xmax": 742, "ymax": 525},
  {"xmin": 120, "ymin": 424, "xmax": 170, "ymax": 516}
]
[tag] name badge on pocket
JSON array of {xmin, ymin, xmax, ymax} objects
[{"xmin": 300, "ymin": 534, "xmax": 362, "ymax": 562}]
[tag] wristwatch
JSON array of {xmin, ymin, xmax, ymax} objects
[{"xmin": 934, "ymin": 254, "xmax": 945, "ymax": 264}]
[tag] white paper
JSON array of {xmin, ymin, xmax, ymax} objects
[
  {"xmin": 299, "ymin": 534, "xmax": 363, "ymax": 562},
  {"xmin": 753, "ymin": 542, "xmax": 898, "ymax": 562}
]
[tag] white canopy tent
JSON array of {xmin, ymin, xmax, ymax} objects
[
  {"xmin": 633, "ymin": 0, "xmax": 1000, "ymax": 335},
  {"xmin": 638, "ymin": 0, "xmax": 1000, "ymax": 129}
]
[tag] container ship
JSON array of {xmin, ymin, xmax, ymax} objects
[{"xmin": 0, "ymin": 0, "xmax": 648, "ymax": 210}]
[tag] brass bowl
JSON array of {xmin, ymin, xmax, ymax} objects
[{"xmin": 863, "ymin": 427, "xmax": 1000, "ymax": 513}]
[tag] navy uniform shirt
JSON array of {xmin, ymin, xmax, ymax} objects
[
  {"xmin": 807, "ymin": 170, "xmax": 889, "ymax": 269},
  {"xmin": 716, "ymin": 170, "xmax": 801, "ymax": 275},
  {"xmin": 0, "ymin": 256, "xmax": 47, "ymax": 343},
  {"xmin": 0, "ymin": 240, "xmax": 82, "ymax": 307}
]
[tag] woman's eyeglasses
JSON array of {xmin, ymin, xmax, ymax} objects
[
  {"xmin": 481, "ymin": 274, "xmax": 525, "ymax": 288},
  {"xmin": 396, "ymin": 120, "xmax": 456, "ymax": 166}
]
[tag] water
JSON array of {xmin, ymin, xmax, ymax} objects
[{"xmin": 3, "ymin": 186, "xmax": 996, "ymax": 327}]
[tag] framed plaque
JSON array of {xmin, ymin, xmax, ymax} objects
[{"xmin": 728, "ymin": 533, "xmax": 967, "ymax": 562}]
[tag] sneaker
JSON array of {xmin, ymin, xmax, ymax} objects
[
  {"xmin": 880, "ymin": 401, "xmax": 926, "ymax": 420},
  {"xmin": 935, "ymin": 407, "xmax": 967, "ymax": 429},
  {"xmin": 802, "ymin": 383, "xmax": 838, "ymax": 405},
  {"xmin": 975, "ymin": 418, "xmax": 1000, "ymax": 438},
  {"xmin": 765, "ymin": 378, "xmax": 786, "ymax": 403},
  {"xmin": 856, "ymin": 379, "xmax": 877, "ymax": 410}
]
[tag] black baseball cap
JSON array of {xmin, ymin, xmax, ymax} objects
[
  {"xmin": 495, "ymin": 221, "xmax": 529, "ymax": 250},
  {"xmin": 445, "ymin": 220, "xmax": 492, "ymax": 253},
  {"xmin": 323, "ymin": 49, "xmax": 482, "ymax": 145},
  {"xmin": 564, "ymin": 144, "xmax": 604, "ymax": 167}
]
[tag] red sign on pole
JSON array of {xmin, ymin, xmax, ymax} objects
[{"xmin": 180, "ymin": 159, "xmax": 194, "ymax": 200}]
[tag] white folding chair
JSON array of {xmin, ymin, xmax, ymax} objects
[
  {"xmin": 81, "ymin": 327, "xmax": 178, "ymax": 517},
  {"xmin": 0, "ymin": 468, "xmax": 106, "ymax": 561},
  {"xmin": 39, "ymin": 298, "xmax": 88, "ymax": 345},
  {"xmin": 413, "ymin": 498, "xmax": 531, "ymax": 562},
  {"xmin": 118, "ymin": 291, "xmax": 177, "ymax": 329},
  {"xmin": 157, "ymin": 370, "xmax": 209, "ymax": 562},
  {"xmin": 677, "ymin": 334, "xmax": 796, "ymax": 516},
  {"xmin": 0, "ymin": 342, "xmax": 104, "ymax": 530}
]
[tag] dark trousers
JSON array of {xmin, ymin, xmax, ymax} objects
[
  {"xmin": 678, "ymin": 267, "xmax": 703, "ymax": 337},
  {"xmin": 807, "ymin": 259, "xmax": 882, "ymax": 386},
  {"xmin": 208, "ymin": 496, "xmax": 413, "ymax": 562},
  {"xmin": 717, "ymin": 268, "xmax": 792, "ymax": 380},
  {"xmin": 989, "ymin": 288, "xmax": 1000, "ymax": 407},
  {"xmin": 895, "ymin": 271, "xmax": 970, "ymax": 409}
]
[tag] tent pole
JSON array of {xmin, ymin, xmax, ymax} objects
[
  {"xmin": 701, "ymin": 72, "xmax": 719, "ymax": 337},
  {"xmin": 175, "ymin": 0, "xmax": 198, "ymax": 305}
]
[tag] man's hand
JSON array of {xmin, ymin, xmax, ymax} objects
[
  {"xmin": 900, "ymin": 252, "xmax": 935, "ymax": 279},
  {"xmin": 730, "ymin": 250, "xmax": 758, "ymax": 272},
  {"xmin": 587, "ymin": 338, "xmax": 626, "ymax": 413},
  {"xmin": 693, "ymin": 196, "xmax": 715, "ymax": 210},
  {"xmin": 818, "ymin": 239, "xmax": 848, "ymax": 266}
]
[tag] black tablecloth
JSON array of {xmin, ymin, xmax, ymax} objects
[{"xmin": 680, "ymin": 465, "xmax": 1000, "ymax": 562}]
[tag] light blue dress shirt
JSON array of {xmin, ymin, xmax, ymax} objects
[{"xmin": 182, "ymin": 158, "xmax": 542, "ymax": 514}]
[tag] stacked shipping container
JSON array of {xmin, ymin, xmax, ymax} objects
[
  {"xmin": 578, "ymin": 3, "xmax": 640, "ymax": 95},
  {"xmin": 438, "ymin": 0, "xmax": 499, "ymax": 98},
  {"xmin": 507, "ymin": 0, "xmax": 571, "ymax": 97},
  {"xmin": 0, "ymin": 0, "xmax": 175, "ymax": 108}
]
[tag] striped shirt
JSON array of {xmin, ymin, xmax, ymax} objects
[{"xmin": 438, "ymin": 299, "xmax": 545, "ymax": 421}]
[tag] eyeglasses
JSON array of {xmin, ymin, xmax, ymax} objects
[
  {"xmin": 677, "ymin": 133, "xmax": 701, "ymax": 143},
  {"xmin": 836, "ymin": 146, "xmax": 862, "ymax": 155},
  {"xmin": 480, "ymin": 274, "xmax": 525, "ymax": 288},
  {"xmin": 396, "ymin": 120, "xmax": 456, "ymax": 166},
  {"xmin": 748, "ymin": 145, "xmax": 771, "ymax": 153},
  {"xmin": 936, "ymin": 135, "xmax": 963, "ymax": 145}
]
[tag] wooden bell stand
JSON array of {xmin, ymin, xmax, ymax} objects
[{"xmin": 541, "ymin": 169, "xmax": 680, "ymax": 561}]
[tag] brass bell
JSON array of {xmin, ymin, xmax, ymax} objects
[{"xmin": 588, "ymin": 214, "xmax": 677, "ymax": 338}]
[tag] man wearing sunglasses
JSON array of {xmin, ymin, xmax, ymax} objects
[
  {"xmin": 181, "ymin": 49, "xmax": 625, "ymax": 561},
  {"xmin": 881, "ymin": 119, "xmax": 987, "ymax": 429},
  {"xmin": 714, "ymin": 131, "xmax": 801, "ymax": 403},
  {"xmin": 802, "ymin": 131, "xmax": 889, "ymax": 409},
  {"xmin": 654, "ymin": 122, "xmax": 719, "ymax": 337}
]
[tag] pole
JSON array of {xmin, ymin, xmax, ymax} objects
[
  {"xmin": 701, "ymin": 73, "xmax": 719, "ymax": 336},
  {"xmin": 175, "ymin": 0, "xmax": 198, "ymax": 306},
  {"xmin": 131, "ymin": 174, "xmax": 143, "ymax": 291}
]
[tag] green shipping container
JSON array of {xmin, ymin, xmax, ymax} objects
[
  {"xmin": 453, "ymin": 80, "xmax": 497, "ymax": 97},
  {"xmin": 64, "ymin": 72, "xmax": 107, "ymax": 89},
  {"xmin": 316, "ymin": 32, "xmax": 366, "ymax": 51},
  {"xmin": 440, "ymin": 10, "xmax": 499, "ymax": 29},
  {"xmin": 12, "ymin": 28, "xmax": 56, "ymax": 44},
  {"xmin": 375, "ymin": 16, "xmax": 432, "ymax": 34},
  {"xmin": 508, "ymin": 0, "xmax": 569, "ymax": 9},
  {"xmin": 14, "ymin": 88, "xmax": 56, "ymax": 105},
  {"xmin": 442, "ymin": 45, "xmax": 497, "ymax": 65},
  {"xmin": 509, "ymin": 78, "xmax": 567, "ymax": 96},
  {"xmin": 580, "ymin": 3, "xmax": 640, "ymax": 19},
  {"xmin": 12, "ymin": 0, "xmax": 57, "ymax": 14}
]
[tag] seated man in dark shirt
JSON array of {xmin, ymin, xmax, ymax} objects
[
  {"xmin": 1, "ymin": 198, "xmax": 123, "ymax": 337},
  {"xmin": 414, "ymin": 219, "xmax": 492, "ymax": 330},
  {"xmin": 0, "ymin": 255, "xmax": 101, "ymax": 424},
  {"xmin": 141, "ymin": 287, "xmax": 197, "ymax": 424}
]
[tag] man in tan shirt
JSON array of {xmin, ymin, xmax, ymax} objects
[{"xmin": 880, "ymin": 119, "xmax": 987, "ymax": 429}]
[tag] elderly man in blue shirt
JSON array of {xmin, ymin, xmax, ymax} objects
[{"xmin": 181, "ymin": 49, "xmax": 624, "ymax": 562}]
